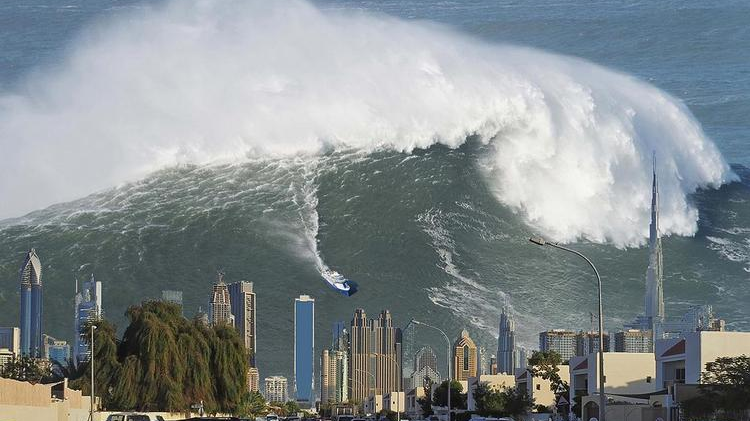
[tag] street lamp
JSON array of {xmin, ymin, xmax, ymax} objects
[
  {"xmin": 410, "ymin": 320, "xmax": 452, "ymax": 421},
  {"xmin": 90, "ymin": 324, "xmax": 97, "ymax": 421},
  {"xmin": 529, "ymin": 237, "xmax": 606, "ymax": 421}
]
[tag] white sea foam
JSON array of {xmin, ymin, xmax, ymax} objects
[{"xmin": 0, "ymin": 0, "xmax": 735, "ymax": 246}]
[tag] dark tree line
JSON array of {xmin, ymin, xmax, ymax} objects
[{"xmin": 71, "ymin": 300, "xmax": 249, "ymax": 414}]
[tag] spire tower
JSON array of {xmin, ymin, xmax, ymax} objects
[{"xmin": 645, "ymin": 154, "xmax": 665, "ymax": 332}]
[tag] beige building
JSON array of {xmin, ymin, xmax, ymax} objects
[
  {"xmin": 248, "ymin": 367, "xmax": 260, "ymax": 393},
  {"xmin": 209, "ymin": 273, "xmax": 233, "ymax": 327},
  {"xmin": 453, "ymin": 330, "xmax": 477, "ymax": 382},
  {"xmin": 656, "ymin": 330, "xmax": 750, "ymax": 388},
  {"xmin": 363, "ymin": 394, "xmax": 383, "ymax": 415},
  {"xmin": 0, "ymin": 377, "xmax": 93, "ymax": 421},
  {"xmin": 348, "ymin": 309, "xmax": 402, "ymax": 402},
  {"xmin": 515, "ymin": 368, "xmax": 556, "ymax": 408},
  {"xmin": 466, "ymin": 374, "xmax": 515, "ymax": 411},
  {"xmin": 383, "ymin": 391, "xmax": 405, "ymax": 414},
  {"xmin": 568, "ymin": 352, "xmax": 656, "ymax": 417}
]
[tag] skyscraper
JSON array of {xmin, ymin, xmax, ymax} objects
[
  {"xmin": 453, "ymin": 330, "xmax": 477, "ymax": 381},
  {"xmin": 414, "ymin": 346, "xmax": 438, "ymax": 374},
  {"xmin": 19, "ymin": 249, "xmax": 43, "ymax": 357},
  {"xmin": 44, "ymin": 335, "xmax": 71, "ymax": 365},
  {"xmin": 228, "ymin": 281, "xmax": 257, "ymax": 366},
  {"xmin": 497, "ymin": 307, "xmax": 516, "ymax": 374},
  {"xmin": 349, "ymin": 308, "xmax": 372, "ymax": 402},
  {"xmin": 294, "ymin": 295, "xmax": 315, "ymax": 406},
  {"xmin": 321, "ymin": 348, "xmax": 349, "ymax": 404},
  {"xmin": 574, "ymin": 330, "xmax": 611, "ymax": 356},
  {"xmin": 161, "ymin": 290, "xmax": 184, "ymax": 315},
  {"xmin": 645, "ymin": 157, "xmax": 665, "ymax": 334},
  {"xmin": 372, "ymin": 310, "xmax": 402, "ymax": 398},
  {"xmin": 539, "ymin": 330, "xmax": 576, "ymax": 362},
  {"xmin": 210, "ymin": 273, "xmax": 233, "ymax": 327},
  {"xmin": 265, "ymin": 376, "xmax": 288, "ymax": 403},
  {"xmin": 0, "ymin": 327, "xmax": 21, "ymax": 356},
  {"xmin": 614, "ymin": 329, "xmax": 653, "ymax": 353},
  {"xmin": 74, "ymin": 274, "xmax": 102, "ymax": 365}
]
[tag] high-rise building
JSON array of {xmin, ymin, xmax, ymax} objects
[
  {"xmin": 476, "ymin": 346, "xmax": 487, "ymax": 376},
  {"xmin": 19, "ymin": 249, "xmax": 43, "ymax": 357},
  {"xmin": 372, "ymin": 310, "xmax": 402, "ymax": 397},
  {"xmin": 294, "ymin": 295, "xmax": 315, "ymax": 405},
  {"xmin": 539, "ymin": 330, "xmax": 576, "ymax": 362},
  {"xmin": 74, "ymin": 274, "xmax": 102, "ymax": 365},
  {"xmin": 228, "ymin": 281, "xmax": 257, "ymax": 366},
  {"xmin": 210, "ymin": 273, "xmax": 233, "ymax": 327},
  {"xmin": 265, "ymin": 376, "xmax": 288, "ymax": 403},
  {"xmin": 414, "ymin": 346, "xmax": 438, "ymax": 374},
  {"xmin": 321, "ymin": 348, "xmax": 349, "ymax": 404},
  {"xmin": 349, "ymin": 308, "xmax": 372, "ymax": 402},
  {"xmin": 574, "ymin": 331, "xmax": 611, "ymax": 356},
  {"xmin": 489, "ymin": 356, "xmax": 498, "ymax": 375},
  {"xmin": 614, "ymin": 329, "xmax": 653, "ymax": 353},
  {"xmin": 348, "ymin": 309, "xmax": 403, "ymax": 402},
  {"xmin": 453, "ymin": 330, "xmax": 477, "ymax": 382},
  {"xmin": 0, "ymin": 327, "xmax": 21, "ymax": 356},
  {"xmin": 248, "ymin": 367, "xmax": 260, "ymax": 393},
  {"xmin": 333, "ymin": 321, "xmax": 348, "ymax": 351},
  {"xmin": 161, "ymin": 290, "xmax": 183, "ymax": 315},
  {"xmin": 515, "ymin": 347, "xmax": 528, "ymax": 370},
  {"xmin": 44, "ymin": 335, "xmax": 71, "ymax": 365},
  {"xmin": 497, "ymin": 307, "xmax": 516, "ymax": 374},
  {"xmin": 644, "ymin": 157, "xmax": 665, "ymax": 335}
]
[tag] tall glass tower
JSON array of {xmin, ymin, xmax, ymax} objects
[
  {"xmin": 74, "ymin": 274, "xmax": 102, "ymax": 365},
  {"xmin": 497, "ymin": 307, "xmax": 516, "ymax": 374},
  {"xmin": 19, "ymin": 249, "xmax": 43, "ymax": 357},
  {"xmin": 294, "ymin": 295, "xmax": 315, "ymax": 406}
]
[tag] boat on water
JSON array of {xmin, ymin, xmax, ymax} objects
[{"xmin": 321, "ymin": 268, "xmax": 358, "ymax": 296}]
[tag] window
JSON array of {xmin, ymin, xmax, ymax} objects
[
  {"xmin": 675, "ymin": 368, "xmax": 686, "ymax": 383},
  {"xmin": 463, "ymin": 345, "xmax": 470, "ymax": 371},
  {"xmin": 646, "ymin": 376, "xmax": 652, "ymax": 383},
  {"xmin": 536, "ymin": 384, "xmax": 541, "ymax": 390}
]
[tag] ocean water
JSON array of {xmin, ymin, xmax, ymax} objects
[{"xmin": 0, "ymin": 0, "xmax": 748, "ymax": 381}]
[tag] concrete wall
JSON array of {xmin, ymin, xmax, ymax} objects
[
  {"xmin": 0, "ymin": 377, "xmax": 94, "ymax": 421},
  {"xmin": 467, "ymin": 374, "xmax": 515, "ymax": 411},
  {"xmin": 589, "ymin": 353, "xmax": 656, "ymax": 395},
  {"xmin": 695, "ymin": 331, "xmax": 750, "ymax": 383}
]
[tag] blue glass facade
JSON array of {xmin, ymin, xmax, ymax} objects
[
  {"xmin": 294, "ymin": 295, "xmax": 315, "ymax": 405},
  {"xmin": 19, "ymin": 249, "xmax": 42, "ymax": 357}
]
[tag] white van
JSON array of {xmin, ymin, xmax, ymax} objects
[{"xmin": 105, "ymin": 414, "xmax": 165, "ymax": 421}]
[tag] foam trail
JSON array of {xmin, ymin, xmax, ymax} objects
[{"xmin": 0, "ymin": 0, "xmax": 735, "ymax": 246}]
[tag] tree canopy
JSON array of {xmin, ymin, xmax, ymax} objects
[
  {"xmin": 473, "ymin": 382, "xmax": 534, "ymax": 417},
  {"xmin": 72, "ymin": 300, "xmax": 249, "ymax": 414},
  {"xmin": 432, "ymin": 379, "xmax": 467, "ymax": 409},
  {"xmin": 0, "ymin": 355, "xmax": 52, "ymax": 383},
  {"xmin": 683, "ymin": 355, "xmax": 750, "ymax": 421}
]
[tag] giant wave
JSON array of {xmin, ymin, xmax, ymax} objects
[{"xmin": 0, "ymin": 0, "xmax": 735, "ymax": 246}]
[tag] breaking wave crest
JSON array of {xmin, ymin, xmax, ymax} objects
[{"xmin": 0, "ymin": 0, "xmax": 735, "ymax": 246}]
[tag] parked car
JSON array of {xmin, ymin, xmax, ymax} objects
[
  {"xmin": 336, "ymin": 415, "xmax": 354, "ymax": 421},
  {"xmin": 106, "ymin": 414, "xmax": 166, "ymax": 421}
]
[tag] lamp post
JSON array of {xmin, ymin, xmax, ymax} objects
[
  {"xmin": 410, "ymin": 320, "xmax": 452, "ymax": 421},
  {"xmin": 529, "ymin": 237, "xmax": 606, "ymax": 421},
  {"xmin": 90, "ymin": 324, "xmax": 97, "ymax": 421}
]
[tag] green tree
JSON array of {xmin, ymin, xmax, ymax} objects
[
  {"xmin": 473, "ymin": 382, "xmax": 534, "ymax": 417},
  {"xmin": 432, "ymin": 380, "xmax": 467, "ymax": 410},
  {"xmin": 0, "ymin": 355, "xmax": 51, "ymax": 383},
  {"xmin": 237, "ymin": 391, "xmax": 268, "ymax": 418},
  {"xmin": 283, "ymin": 400, "xmax": 301, "ymax": 416},
  {"xmin": 683, "ymin": 355, "xmax": 750, "ymax": 421},
  {"xmin": 71, "ymin": 301, "xmax": 248, "ymax": 414},
  {"xmin": 417, "ymin": 383, "xmax": 434, "ymax": 416},
  {"xmin": 500, "ymin": 388, "xmax": 534, "ymax": 417},
  {"xmin": 528, "ymin": 350, "xmax": 564, "ymax": 391}
]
